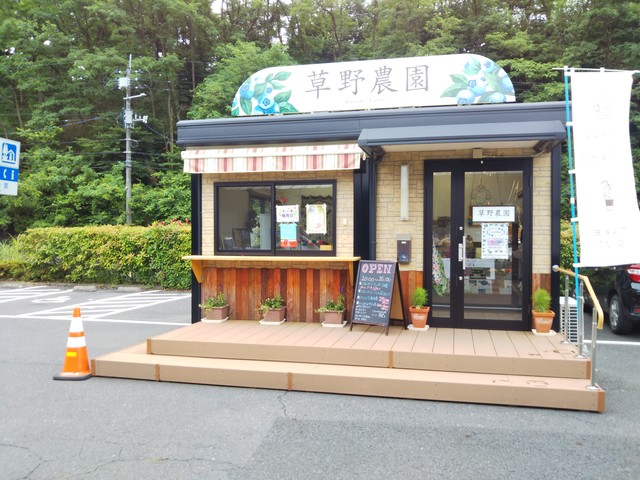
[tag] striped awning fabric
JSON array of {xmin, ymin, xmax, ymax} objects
[{"xmin": 182, "ymin": 143, "xmax": 363, "ymax": 174}]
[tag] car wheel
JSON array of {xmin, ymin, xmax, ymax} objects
[{"xmin": 609, "ymin": 294, "xmax": 633, "ymax": 335}]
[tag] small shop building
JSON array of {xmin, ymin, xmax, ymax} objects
[
  {"xmin": 178, "ymin": 54, "xmax": 566, "ymax": 330},
  {"xmin": 92, "ymin": 55, "xmax": 606, "ymax": 412}
]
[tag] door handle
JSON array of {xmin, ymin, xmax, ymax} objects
[{"xmin": 458, "ymin": 242, "xmax": 466, "ymax": 269}]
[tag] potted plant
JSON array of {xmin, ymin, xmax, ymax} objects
[
  {"xmin": 258, "ymin": 294, "xmax": 286, "ymax": 322},
  {"xmin": 199, "ymin": 292, "xmax": 229, "ymax": 322},
  {"xmin": 409, "ymin": 287, "xmax": 430, "ymax": 329},
  {"xmin": 315, "ymin": 295, "xmax": 345, "ymax": 325},
  {"xmin": 532, "ymin": 287, "xmax": 555, "ymax": 333}
]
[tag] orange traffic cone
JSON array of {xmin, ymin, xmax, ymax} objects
[{"xmin": 53, "ymin": 307, "xmax": 92, "ymax": 381}]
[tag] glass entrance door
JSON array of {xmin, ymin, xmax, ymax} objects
[{"xmin": 426, "ymin": 160, "xmax": 531, "ymax": 330}]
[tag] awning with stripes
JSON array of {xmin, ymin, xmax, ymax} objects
[{"xmin": 182, "ymin": 143, "xmax": 364, "ymax": 174}]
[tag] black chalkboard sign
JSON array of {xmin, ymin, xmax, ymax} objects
[{"xmin": 350, "ymin": 260, "xmax": 406, "ymax": 334}]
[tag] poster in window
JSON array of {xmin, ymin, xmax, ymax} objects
[
  {"xmin": 481, "ymin": 223, "xmax": 509, "ymax": 259},
  {"xmin": 276, "ymin": 204, "xmax": 299, "ymax": 223},
  {"xmin": 280, "ymin": 223, "xmax": 298, "ymax": 248},
  {"xmin": 305, "ymin": 204, "xmax": 327, "ymax": 235}
]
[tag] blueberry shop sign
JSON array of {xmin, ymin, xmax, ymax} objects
[{"xmin": 232, "ymin": 54, "xmax": 515, "ymax": 116}]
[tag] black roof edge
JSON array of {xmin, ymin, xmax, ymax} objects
[{"xmin": 177, "ymin": 102, "xmax": 568, "ymax": 148}]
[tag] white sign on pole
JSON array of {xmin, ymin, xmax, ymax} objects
[
  {"xmin": 0, "ymin": 137, "xmax": 21, "ymax": 196},
  {"xmin": 571, "ymin": 71, "xmax": 640, "ymax": 266}
]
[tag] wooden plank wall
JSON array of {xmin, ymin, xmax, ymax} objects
[
  {"xmin": 202, "ymin": 266, "xmax": 354, "ymax": 322},
  {"xmin": 399, "ymin": 270, "xmax": 424, "ymax": 314},
  {"xmin": 202, "ymin": 267, "xmax": 426, "ymax": 323}
]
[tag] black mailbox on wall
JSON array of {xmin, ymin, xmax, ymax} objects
[{"xmin": 397, "ymin": 236, "xmax": 411, "ymax": 264}]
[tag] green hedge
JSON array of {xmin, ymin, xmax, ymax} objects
[{"xmin": 10, "ymin": 223, "xmax": 192, "ymax": 289}]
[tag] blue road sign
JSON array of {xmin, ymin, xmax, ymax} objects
[{"xmin": 0, "ymin": 137, "xmax": 21, "ymax": 196}]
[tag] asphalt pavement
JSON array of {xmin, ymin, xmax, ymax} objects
[{"xmin": 1, "ymin": 283, "xmax": 640, "ymax": 480}]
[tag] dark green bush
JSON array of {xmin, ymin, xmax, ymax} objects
[{"xmin": 14, "ymin": 222, "xmax": 191, "ymax": 289}]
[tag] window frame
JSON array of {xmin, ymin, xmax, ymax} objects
[{"xmin": 214, "ymin": 180, "xmax": 337, "ymax": 257}]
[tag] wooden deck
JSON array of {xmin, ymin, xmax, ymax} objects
[{"xmin": 91, "ymin": 320, "xmax": 605, "ymax": 412}]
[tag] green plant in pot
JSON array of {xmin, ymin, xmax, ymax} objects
[
  {"xmin": 258, "ymin": 294, "xmax": 286, "ymax": 322},
  {"xmin": 199, "ymin": 292, "xmax": 229, "ymax": 322},
  {"xmin": 531, "ymin": 287, "xmax": 555, "ymax": 333},
  {"xmin": 315, "ymin": 295, "xmax": 345, "ymax": 325},
  {"xmin": 409, "ymin": 287, "xmax": 430, "ymax": 329}
]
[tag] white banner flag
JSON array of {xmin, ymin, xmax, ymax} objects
[{"xmin": 571, "ymin": 71, "xmax": 640, "ymax": 266}]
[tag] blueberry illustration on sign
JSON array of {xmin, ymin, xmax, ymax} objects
[
  {"xmin": 232, "ymin": 70, "xmax": 297, "ymax": 116},
  {"xmin": 441, "ymin": 54, "xmax": 515, "ymax": 105}
]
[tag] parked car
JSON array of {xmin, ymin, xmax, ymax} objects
[{"xmin": 583, "ymin": 264, "xmax": 640, "ymax": 335}]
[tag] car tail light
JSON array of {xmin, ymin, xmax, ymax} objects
[{"xmin": 628, "ymin": 265, "xmax": 640, "ymax": 283}]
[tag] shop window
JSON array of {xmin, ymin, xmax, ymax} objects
[{"xmin": 216, "ymin": 182, "xmax": 336, "ymax": 255}]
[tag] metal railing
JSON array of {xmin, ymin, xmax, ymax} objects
[{"xmin": 552, "ymin": 265, "xmax": 604, "ymax": 390}]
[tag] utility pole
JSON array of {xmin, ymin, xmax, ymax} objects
[{"xmin": 119, "ymin": 55, "xmax": 147, "ymax": 225}]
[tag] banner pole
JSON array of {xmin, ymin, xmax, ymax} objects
[{"xmin": 562, "ymin": 66, "xmax": 582, "ymax": 313}]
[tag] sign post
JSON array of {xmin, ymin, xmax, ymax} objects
[
  {"xmin": 0, "ymin": 137, "xmax": 21, "ymax": 196},
  {"xmin": 350, "ymin": 260, "xmax": 406, "ymax": 335}
]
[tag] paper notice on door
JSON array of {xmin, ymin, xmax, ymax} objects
[{"xmin": 481, "ymin": 223, "xmax": 509, "ymax": 259}]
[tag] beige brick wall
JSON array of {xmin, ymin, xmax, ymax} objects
[
  {"xmin": 376, "ymin": 157, "xmax": 424, "ymax": 270},
  {"xmin": 531, "ymin": 154, "xmax": 552, "ymax": 274},
  {"xmin": 200, "ymin": 170, "xmax": 354, "ymax": 256},
  {"xmin": 376, "ymin": 148, "xmax": 552, "ymax": 275}
]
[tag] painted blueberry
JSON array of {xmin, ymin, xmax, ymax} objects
[
  {"xmin": 239, "ymin": 80, "xmax": 254, "ymax": 99},
  {"xmin": 467, "ymin": 77, "xmax": 488, "ymax": 96},
  {"xmin": 481, "ymin": 60, "xmax": 499, "ymax": 73},
  {"xmin": 486, "ymin": 92, "xmax": 506, "ymax": 103},
  {"xmin": 255, "ymin": 94, "xmax": 280, "ymax": 114},
  {"xmin": 456, "ymin": 89, "xmax": 476, "ymax": 105}
]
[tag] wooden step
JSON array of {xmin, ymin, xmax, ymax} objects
[
  {"xmin": 145, "ymin": 321, "xmax": 591, "ymax": 379},
  {"xmin": 91, "ymin": 343, "xmax": 605, "ymax": 413}
]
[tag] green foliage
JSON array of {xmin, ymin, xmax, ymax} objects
[
  {"xmin": 12, "ymin": 223, "xmax": 191, "ymax": 289},
  {"xmin": 411, "ymin": 287, "xmax": 429, "ymax": 308},
  {"xmin": 315, "ymin": 295, "xmax": 345, "ymax": 312},
  {"xmin": 258, "ymin": 294, "xmax": 285, "ymax": 315},
  {"xmin": 560, "ymin": 219, "xmax": 579, "ymax": 271},
  {"xmin": 532, "ymin": 288, "xmax": 552, "ymax": 313},
  {"xmin": 188, "ymin": 42, "xmax": 295, "ymax": 119},
  {"xmin": 0, "ymin": 237, "xmax": 23, "ymax": 280},
  {"xmin": 199, "ymin": 292, "xmax": 228, "ymax": 311}
]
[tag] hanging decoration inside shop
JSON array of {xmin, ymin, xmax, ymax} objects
[{"xmin": 231, "ymin": 54, "xmax": 516, "ymax": 116}]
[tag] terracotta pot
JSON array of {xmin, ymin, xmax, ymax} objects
[
  {"xmin": 532, "ymin": 310, "xmax": 555, "ymax": 333},
  {"xmin": 262, "ymin": 307, "xmax": 286, "ymax": 323},
  {"xmin": 322, "ymin": 310, "xmax": 345, "ymax": 325},
  {"xmin": 410, "ymin": 307, "xmax": 430, "ymax": 329},
  {"xmin": 205, "ymin": 305, "xmax": 229, "ymax": 321}
]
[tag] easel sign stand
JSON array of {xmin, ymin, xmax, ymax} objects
[{"xmin": 349, "ymin": 260, "xmax": 407, "ymax": 335}]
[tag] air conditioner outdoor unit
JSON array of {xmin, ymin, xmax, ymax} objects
[{"xmin": 559, "ymin": 296, "xmax": 580, "ymax": 343}]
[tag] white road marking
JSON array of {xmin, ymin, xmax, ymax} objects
[
  {"xmin": 32, "ymin": 296, "xmax": 72, "ymax": 304},
  {"xmin": 585, "ymin": 339, "xmax": 640, "ymax": 346},
  {"xmin": 0, "ymin": 314, "xmax": 188, "ymax": 326},
  {"xmin": 9, "ymin": 290, "xmax": 190, "ymax": 321},
  {"xmin": 0, "ymin": 287, "xmax": 73, "ymax": 304},
  {"xmin": 0, "ymin": 290, "xmax": 191, "ymax": 325}
]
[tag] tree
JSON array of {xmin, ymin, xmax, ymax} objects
[{"xmin": 188, "ymin": 42, "xmax": 295, "ymax": 119}]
